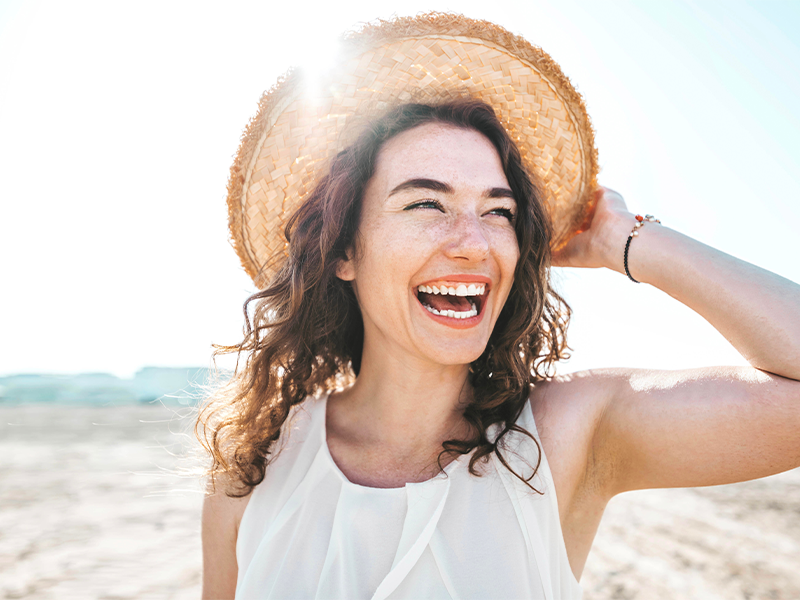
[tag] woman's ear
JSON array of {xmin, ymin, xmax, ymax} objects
[{"xmin": 335, "ymin": 248, "xmax": 356, "ymax": 281}]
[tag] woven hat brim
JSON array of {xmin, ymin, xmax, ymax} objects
[{"xmin": 227, "ymin": 13, "xmax": 599, "ymax": 288}]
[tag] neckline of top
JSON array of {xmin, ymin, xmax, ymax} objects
[{"xmin": 319, "ymin": 392, "xmax": 468, "ymax": 492}]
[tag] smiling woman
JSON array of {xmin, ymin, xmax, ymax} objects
[
  {"xmin": 338, "ymin": 122, "xmax": 522, "ymax": 357},
  {"xmin": 196, "ymin": 13, "xmax": 800, "ymax": 600}
]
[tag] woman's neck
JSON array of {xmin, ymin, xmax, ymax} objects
[{"xmin": 326, "ymin": 342, "xmax": 474, "ymax": 483}]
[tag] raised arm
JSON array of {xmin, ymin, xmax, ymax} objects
[
  {"xmin": 557, "ymin": 187, "xmax": 800, "ymax": 380},
  {"xmin": 554, "ymin": 187, "xmax": 800, "ymax": 495}
]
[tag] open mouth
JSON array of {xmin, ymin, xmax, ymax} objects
[{"xmin": 415, "ymin": 282, "xmax": 488, "ymax": 320}]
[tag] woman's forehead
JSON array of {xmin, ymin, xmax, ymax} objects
[{"xmin": 372, "ymin": 124, "xmax": 509, "ymax": 194}]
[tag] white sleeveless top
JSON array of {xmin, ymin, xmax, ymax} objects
[{"xmin": 236, "ymin": 394, "xmax": 582, "ymax": 600}]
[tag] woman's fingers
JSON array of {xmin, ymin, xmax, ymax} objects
[{"xmin": 552, "ymin": 186, "xmax": 633, "ymax": 269}]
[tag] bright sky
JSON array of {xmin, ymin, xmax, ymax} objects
[{"xmin": 0, "ymin": 0, "xmax": 797, "ymax": 378}]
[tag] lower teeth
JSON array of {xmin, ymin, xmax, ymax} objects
[{"xmin": 422, "ymin": 302, "xmax": 478, "ymax": 319}]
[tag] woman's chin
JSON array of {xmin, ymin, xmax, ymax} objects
[
  {"xmin": 409, "ymin": 315, "xmax": 494, "ymax": 366},
  {"xmin": 416, "ymin": 340, "xmax": 487, "ymax": 367}
]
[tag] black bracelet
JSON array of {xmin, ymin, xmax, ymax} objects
[
  {"xmin": 624, "ymin": 234, "xmax": 638, "ymax": 283},
  {"xmin": 624, "ymin": 214, "xmax": 661, "ymax": 283}
]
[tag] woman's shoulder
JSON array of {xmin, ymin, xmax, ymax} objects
[
  {"xmin": 202, "ymin": 475, "xmax": 251, "ymax": 530},
  {"xmin": 527, "ymin": 370, "xmax": 624, "ymax": 506},
  {"xmin": 528, "ymin": 368, "xmax": 629, "ymax": 432}
]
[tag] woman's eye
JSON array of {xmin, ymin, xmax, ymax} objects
[
  {"xmin": 489, "ymin": 207, "xmax": 516, "ymax": 222},
  {"xmin": 405, "ymin": 200, "xmax": 444, "ymax": 211}
]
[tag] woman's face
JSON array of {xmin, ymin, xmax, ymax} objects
[{"xmin": 337, "ymin": 123, "xmax": 520, "ymax": 367}]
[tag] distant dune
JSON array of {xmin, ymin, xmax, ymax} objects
[{"xmin": 0, "ymin": 367, "xmax": 212, "ymax": 405}]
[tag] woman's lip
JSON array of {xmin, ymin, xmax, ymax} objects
[
  {"xmin": 414, "ymin": 288, "xmax": 488, "ymax": 329},
  {"xmin": 416, "ymin": 274, "xmax": 492, "ymax": 288}
]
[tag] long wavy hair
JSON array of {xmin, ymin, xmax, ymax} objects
[{"xmin": 197, "ymin": 100, "xmax": 571, "ymax": 496}]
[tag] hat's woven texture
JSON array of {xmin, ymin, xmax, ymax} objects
[{"xmin": 228, "ymin": 13, "xmax": 599, "ymax": 288}]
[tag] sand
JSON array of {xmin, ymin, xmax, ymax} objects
[{"xmin": 2, "ymin": 403, "xmax": 798, "ymax": 599}]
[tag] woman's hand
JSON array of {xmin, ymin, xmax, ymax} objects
[{"xmin": 552, "ymin": 186, "xmax": 635, "ymax": 272}]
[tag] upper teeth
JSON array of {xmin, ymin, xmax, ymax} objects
[{"xmin": 417, "ymin": 283, "xmax": 486, "ymax": 296}]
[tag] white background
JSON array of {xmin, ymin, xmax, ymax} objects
[{"xmin": 0, "ymin": 0, "xmax": 797, "ymax": 377}]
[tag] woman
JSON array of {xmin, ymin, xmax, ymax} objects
[{"xmin": 198, "ymin": 14, "xmax": 800, "ymax": 600}]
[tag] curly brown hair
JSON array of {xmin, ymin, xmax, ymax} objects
[{"xmin": 197, "ymin": 100, "xmax": 571, "ymax": 496}]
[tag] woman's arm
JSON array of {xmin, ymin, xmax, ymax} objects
[
  {"xmin": 201, "ymin": 487, "xmax": 250, "ymax": 599},
  {"xmin": 556, "ymin": 187, "xmax": 800, "ymax": 380},
  {"xmin": 554, "ymin": 187, "xmax": 800, "ymax": 495}
]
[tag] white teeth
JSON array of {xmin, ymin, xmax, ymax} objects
[
  {"xmin": 421, "ymin": 303, "xmax": 478, "ymax": 319},
  {"xmin": 417, "ymin": 283, "xmax": 488, "ymax": 296},
  {"xmin": 425, "ymin": 303, "xmax": 440, "ymax": 315}
]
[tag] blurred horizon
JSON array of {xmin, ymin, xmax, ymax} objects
[{"xmin": 0, "ymin": 365, "xmax": 213, "ymax": 404}]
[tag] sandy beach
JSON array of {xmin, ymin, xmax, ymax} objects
[{"xmin": 2, "ymin": 403, "xmax": 798, "ymax": 599}]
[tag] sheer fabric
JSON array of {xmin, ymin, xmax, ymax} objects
[{"xmin": 236, "ymin": 394, "xmax": 582, "ymax": 599}]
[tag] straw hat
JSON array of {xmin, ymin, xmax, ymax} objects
[{"xmin": 227, "ymin": 13, "xmax": 599, "ymax": 288}]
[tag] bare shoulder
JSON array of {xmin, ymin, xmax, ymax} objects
[
  {"xmin": 528, "ymin": 369, "xmax": 623, "ymax": 505},
  {"xmin": 529, "ymin": 368, "xmax": 623, "ymax": 439},
  {"xmin": 201, "ymin": 478, "xmax": 252, "ymax": 600},
  {"xmin": 530, "ymin": 369, "xmax": 631, "ymax": 478},
  {"xmin": 527, "ymin": 369, "xmax": 630, "ymax": 579},
  {"xmin": 202, "ymin": 483, "xmax": 251, "ymax": 532}
]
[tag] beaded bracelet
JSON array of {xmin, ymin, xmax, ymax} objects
[{"xmin": 624, "ymin": 214, "xmax": 661, "ymax": 283}]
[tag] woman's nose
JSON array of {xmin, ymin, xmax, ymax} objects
[{"xmin": 443, "ymin": 213, "xmax": 490, "ymax": 262}]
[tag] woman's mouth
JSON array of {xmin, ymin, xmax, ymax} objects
[{"xmin": 414, "ymin": 282, "xmax": 488, "ymax": 321}]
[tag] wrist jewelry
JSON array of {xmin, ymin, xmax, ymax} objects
[{"xmin": 624, "ymin": 214, "xmax": 661, "ymax": 283}]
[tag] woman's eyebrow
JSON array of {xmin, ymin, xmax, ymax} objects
[
  {"xmin": 487, "ymin": 187, "xmax": 515, "ymax": 200},
  {"xmin": 386, "ymin": 179, "xmax": 515, "ymax": 200},
  {"xmin": 387, "ymin": 178, "xmax": 453, "ymax": 197}
]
